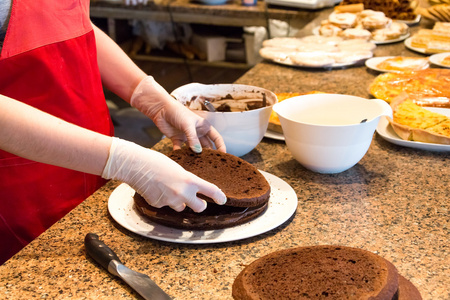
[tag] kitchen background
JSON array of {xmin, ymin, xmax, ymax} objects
[{"xmin": 92, "ymin": 17, "xmax": 252, "ymax": 148}]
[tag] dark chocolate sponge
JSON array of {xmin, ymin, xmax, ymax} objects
[
  {"xmin": 397, "ymin": 275, "xmax": 422, "ymax": 300},
  {"xmin": 133, "ymin": 148, "xmax": 272, "ymax": 230},
  {"xmin": 168, "ymin": 148, "xmax": 271, "ymax": 208},
  {"xmin": 232, "ymin": 245, "xmax": 410, "ymax": 300},
  {"xmin": 134, "ymin": 193, "xmax": 268, "ymax": 230}
]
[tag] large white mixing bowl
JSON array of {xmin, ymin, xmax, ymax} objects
[
  {"xmin": 273, "ymin": 94, "xmax": 392, "ymax": 173},
  {"xmin": 171, "ymin": 83, "xmax": 277, "ymax": 157}
]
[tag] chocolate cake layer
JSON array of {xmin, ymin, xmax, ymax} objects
[
  {"xmin": 397, "ymin": 275, "xmax": 422, "ymax": 300},
  {"xmin": 134, "ymin": 193, "xmax": 268, "ymax": 230},
  {"xmin": 232, "ymin": 245, "xmax": 402, "ymax": 300},
  {"xmin": 168, "ymin": 148, "xmax": 271, "ymax": 208}
]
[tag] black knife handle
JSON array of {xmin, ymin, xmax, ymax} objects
[{"xmin": 85, "ymin": 233, "xmax": 122, "ymax": 271}]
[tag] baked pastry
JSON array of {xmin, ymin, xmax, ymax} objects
[
  {"xmin": 329, "ymin": 12, "xmax": 358, "ymax": 28},
  {"xmin": 318, "ymin": 9, "xmax": 409, "ymax": 42},
  {"xmin": 289, "ymin": 52, "xmax": 336, "ymax": 67},
  {"xmin": 338, "ymin": 0, "xmax": 418, "ymax": 21},
  {"xmin": 134, "ymin": 148, "xmax": 272, "ymax": 230},
  {"xmin": 334, "ymin": 3, "xmax": 364, "ymax": 13},
  {"xmin": 361, "ymin": 14, "xmax": 392, "ymax": 30},
  {"xmin": 331, "ymin": 49, "xmax": 373, "ymax": 63},
  {"xmin": 388, "ymin": 94, "xmax": 450, "ymax": 144},
  {"xmin": 299, "ymin": 35, "xmax": 343, "ymax": 44},
  {"xmin": 409, "ymin": 24, "xmax": 450, "ymax": 53},
  {"xmin": 375, "ymin": 56, "xmax": 429, "ymax": 72},
  {"xmin": 260, "ymin": 35, "xmax": 376, "ymax": 67},
  {"xmin": 369, "ymin": 69, "xmax": 450, "ymax": 107},
  {"xmin": 410, "ymin": 29, "xmax": 434, "ymax": 48},
  {"xmin": 232, "ymin": 245, "xmax": 422, "ymax": 300},
  {"xmin": 416, "ymin": 6, "xmax": 440, "ymax": 22},
  {"xmin": 426, "ymin": 40, "xmax": 450, "ymax": 53},
  {"xmin": 318, "ymin": 22, "xmax": 343, "ymax": 37},
  {"xmin": 268, "ymin": 93, "xmax": 302, "ymax": 133},
  {"xmin": 390, "ymin": 21, "xmax": 409, "ymax": 35},
  {"xmin": 261, "ymin": 37, "xmax": 304, "ymax": 49},
  {"xmin": 168, "ymin": 148, "xmax": 270, "ymax": 207},
  {"xmin": 340, "ymin": 28, "xmax": 372, "ymax": 40},
  {"xmin": 268, "ymin": 92, "xmax": 324, "ymax": 133},
  {"xmin": 259, "ymin": 47, "xmax": 295, "ymax": 63},
  {"xmin": 440, "ymin": 54, "xmax": 450, "ymax": 66},
  {"xmin": 371, "ymin": 22, "xmax": 408, "ymax": 41},
  {"xmin": 426, "ymin": 6, "xmax": 450, "ymax": 22},
  {"xmin": 371, "ymin": 27, "xmax": 402, "ymax": 41},
  {"xmin": 398, "ymin": 275, "xmax": 424, "ymax": 300},
  {"xmin": 337, "ymin": 38, "xmax": 377, "ymax": 51},
  {"xmin": 431, "ymin": 24, "xmax": 450, "ymax": 38},
  {"xmin": 358, "ymin": 9, "xmax": 386, "ymax": 19}
]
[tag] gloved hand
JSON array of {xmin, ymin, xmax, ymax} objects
[
  {"xmin": 130, "ymin": 76, "xmax": 226, "ymax": 153},
  {"xmin": 102, "ymin": 137, "xmax": 227, "ymax": 212},
  {"xmin": 124, "ymin": 0, "xmax": 148, "ymax": 5}
]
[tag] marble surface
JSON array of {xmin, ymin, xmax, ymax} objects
[{"xmin": 1, "ymin": 11, "xmax": 449, "ymax": 300}]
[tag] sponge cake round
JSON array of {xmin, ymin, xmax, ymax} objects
[
  {"xmin": 232, "ymin": 245, "xmax": 411, "ymax": 300},
  {"xmin": 134, "ymin": 193, "xmax": 268, "ymax": 230},
  {"xmin": 133, "ymin": 148, "xmax": 272, "ymax": 230},
  {"xmin": 168, "ymin": 148, "xmax": 271, "ymax": 208},
  {"xmin": 398, "ymin": 275, "xmax": 423, "ymax": 300}
]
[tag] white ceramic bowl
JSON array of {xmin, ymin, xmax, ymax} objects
[
  {"xmin": 273, "ymin": 94, "xmax": 392, "ymax": 174},
  {"xmin": 171, "ymin": 83, "xmax": 277, "ymax": 157}
]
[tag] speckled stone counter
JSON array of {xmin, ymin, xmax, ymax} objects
[{"xmin": 1, "ymin": 14, "xmax": 449, "ymax": 300}]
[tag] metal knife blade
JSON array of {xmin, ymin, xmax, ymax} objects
[{"xmin": 85, "ymin": 233, "xmax": 172, "ymax": 300}]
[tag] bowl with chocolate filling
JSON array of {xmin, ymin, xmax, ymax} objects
[{"xmin": 171, "ymin": 83, "xmax": 277, "ymax": 157}]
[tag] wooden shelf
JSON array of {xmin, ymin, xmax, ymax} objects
[
  {"xmin": 131, "ymin": 54, "xmax": 251, "ymax": 69},
  {"xmin": 91, "ymin": 1, "xmax": 320, "ymax": 67}
]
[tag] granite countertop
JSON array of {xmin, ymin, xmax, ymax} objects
[{"xmin": 1, "ymin": 12, "xmax": 449, "ymax": 300}]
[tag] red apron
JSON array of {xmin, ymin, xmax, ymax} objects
[{"xmin": 0, "ymin": 0, "xmax": 113, "ymax": 264}]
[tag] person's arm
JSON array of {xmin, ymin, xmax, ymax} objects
[
  {"xmin": 92, "ymin": 24, "xmax": 226, "ymax": 152},
  {"xmin": 93, "ymin": 25, "xmax": 146, "ymax": 102},
  {"xmin": 0, "ymin": 94, "xmax": 226, "ymax": 212},
  {"xmin": 0, "ymin": 94, "xmax": 111, "ymax": 175}
]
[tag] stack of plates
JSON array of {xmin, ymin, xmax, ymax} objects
[{"xmin": 265, "ymin": 0, "xmax": 340, "ymax": 9}]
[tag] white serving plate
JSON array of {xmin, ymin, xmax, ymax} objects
[
  {"xmin": 365, "ymin": 56, "xmax": 429, "ymax": 73},
  {"xmin": 376, "ymin": 107, "xmax": 450, "ymax": 152},
  {"xmin": 312, "ymin": 27, "xmax": 409, "ymax": 45},
  {"xmin": 372, "ymin": 32, "xmax": 410, "ymax": 45},
  {"xmin": 403, "ymin": 37, "xmax": 448, "ymax": 55},
  {"xmin": 404, "ymin": 37, "xmax": 426, "ymax": 54},
  {"xmin": 265, "ymin": 56, "xmax": 367, "ymax": 69},
  {"xmin": 429, "ymin": 52, "xmax": 450, "ymax": 68},
  {"xmin": 365, "ymin": 56, "xmax": 395, "ymax": 72},
  {"xmin": 264, "ymin": 129, "xmax": 285, "ymax": 141},
  {"xmin": 108, "ymin": 170, "xmax": 298, "ymax": 244},
  {"xmin": 394, "ymin": 14, "xmax": 421, "ymax": 26}
]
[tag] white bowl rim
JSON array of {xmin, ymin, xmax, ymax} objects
[
  {"xmin": 171, "ymin": 83, "xmax": 277, "ymax": 113},
  {"xmin": 273, "ymin": 94, "xmax": 389, "ymax": 127}
]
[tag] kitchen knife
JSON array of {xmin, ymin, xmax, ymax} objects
[{"xmin": 84, "ymin": 233, "xmax": 172, "ymax": 300}]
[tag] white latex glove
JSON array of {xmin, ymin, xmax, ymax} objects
[
  {"xmin": 130, "ymin": 76, "xmax": 226, "ymax": 153},
  {"xmin": 102, "ymin": 137, "xmax": 227, "ymax": 212},
  {"xmin": 124, "ymin": 0, "xmax": 148, "ymax": 5}
]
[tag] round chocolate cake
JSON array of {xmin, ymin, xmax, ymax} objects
[
  {"xmin": 134, "ymin": 193, "xmax": 268, "ymax": 230},
  {"xmin": 168, "ymin": 148, "xmax": 271, "ymax": 207},
  {"xmin": 232, "ymin": 245, "xmax": 422, "ymax": 300},
  {"xmin": 134, "ymin": 148, "xmax": 271, "ymax": 230}
]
